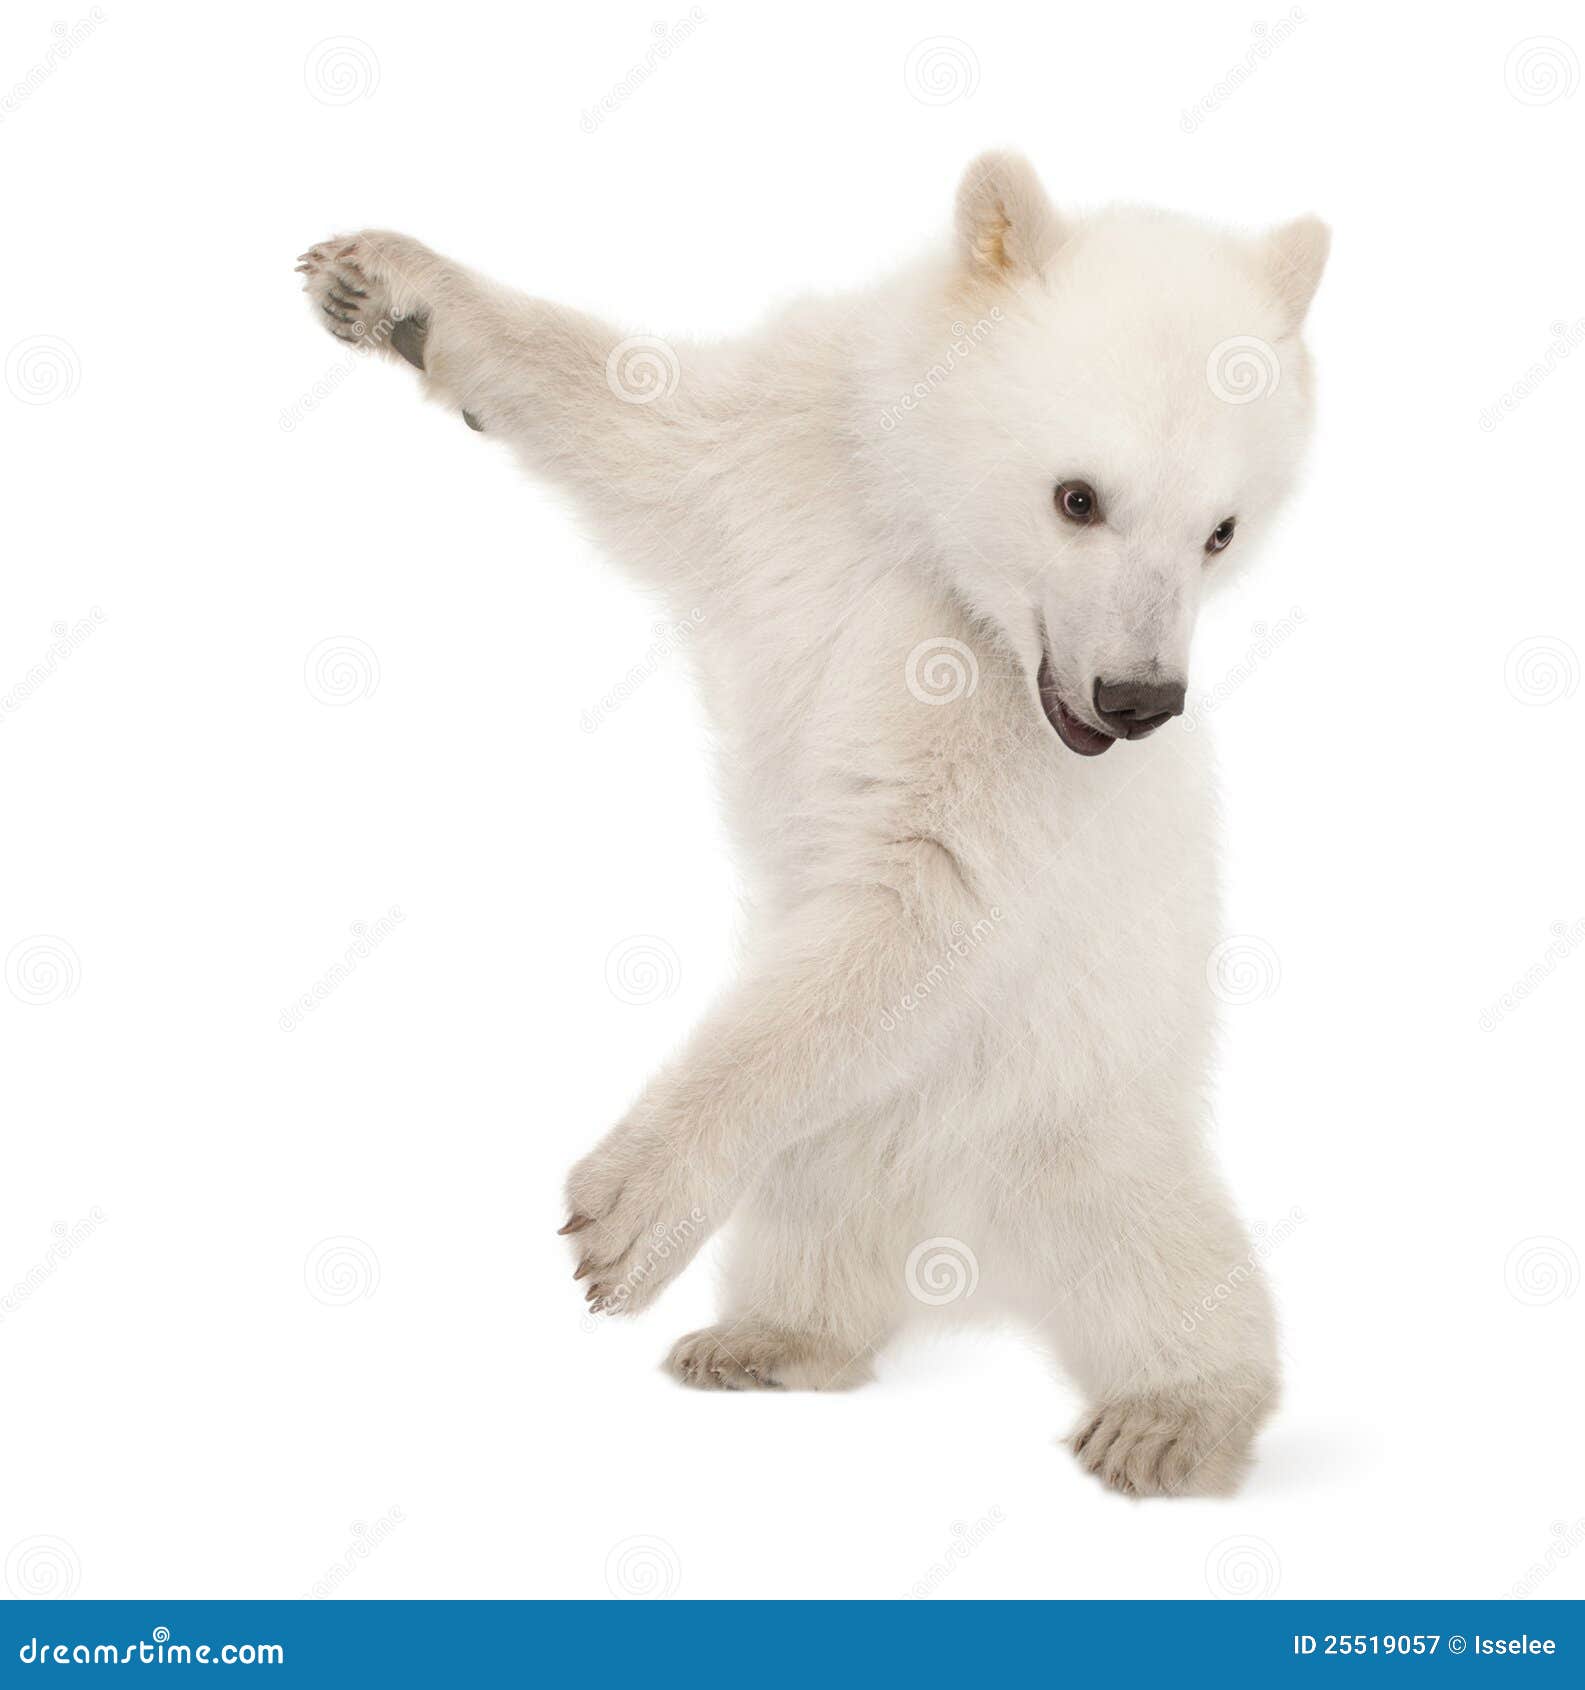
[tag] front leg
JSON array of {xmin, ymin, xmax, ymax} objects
[
  {"xmin": 1021, "ymin": 1133, "xmax": 1281, "ymax": 1498},
  {"xmin": 295, "ymin": 230, "xmax": 691, "ymax": 549},
  {"xmin": 564, "ymin": 860, "xmax": 997, "ymax": 1316}
]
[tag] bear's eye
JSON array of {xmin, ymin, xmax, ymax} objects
[
  {"xmin": 1055, "ymin": 481, "xmax": 1101, "ymax": 525},
  {"xmin": 1205, "ymin": 517, "xmax": 1236, "ymax": 555}
]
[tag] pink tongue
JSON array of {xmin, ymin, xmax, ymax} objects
[{"xmin": 1037, "ymin": 654, "xmax": 1113, "ymax": 756}]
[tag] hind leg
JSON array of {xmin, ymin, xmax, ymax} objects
[{"xmin": 665, "ymin": 1138, "xmax": 912, "ymax": 1392}]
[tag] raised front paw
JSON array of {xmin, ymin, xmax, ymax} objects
[
  {"xmin": 294, "ymin": 232, "xmax": 435, "ymax": 367},
  {"xmin": 561, "ymin": 1124, "xmax": 724, "ymax": 1318}
]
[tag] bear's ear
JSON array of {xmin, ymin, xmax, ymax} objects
[
  {"xmin": 1261, "ymin": 215, "xmax": 1330, "ymax": 333},
  {"xmin": 955, "ymin": 151, "xmax": 1065, "ymax": 282}
]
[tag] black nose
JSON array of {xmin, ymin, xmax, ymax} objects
[{"xmin": 1093, "ymin": 676, "xmax": 1187, "ymax": 737}]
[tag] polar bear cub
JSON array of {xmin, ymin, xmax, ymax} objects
[{"xmin": 299, "ymin": 153, "xmax": 1326, "ymax": 1496}]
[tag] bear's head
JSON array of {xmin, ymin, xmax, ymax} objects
[{"xmin": 878, "ymin": 152, "xmax": 1328, "ymax": 756}]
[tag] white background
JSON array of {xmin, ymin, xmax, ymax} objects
[{"xmin": 3, "ymin": 0, "xmax": 1582, "ymax": 1603}]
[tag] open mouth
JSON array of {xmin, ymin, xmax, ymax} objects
[{"xmin": 1036, "ymin": 649, "xmax": 1115, "ymax": 757}]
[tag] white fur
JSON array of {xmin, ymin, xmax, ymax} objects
[{"xmin": 298, "ymin": 153, "xmax": 1328, "ymax": 1496}]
